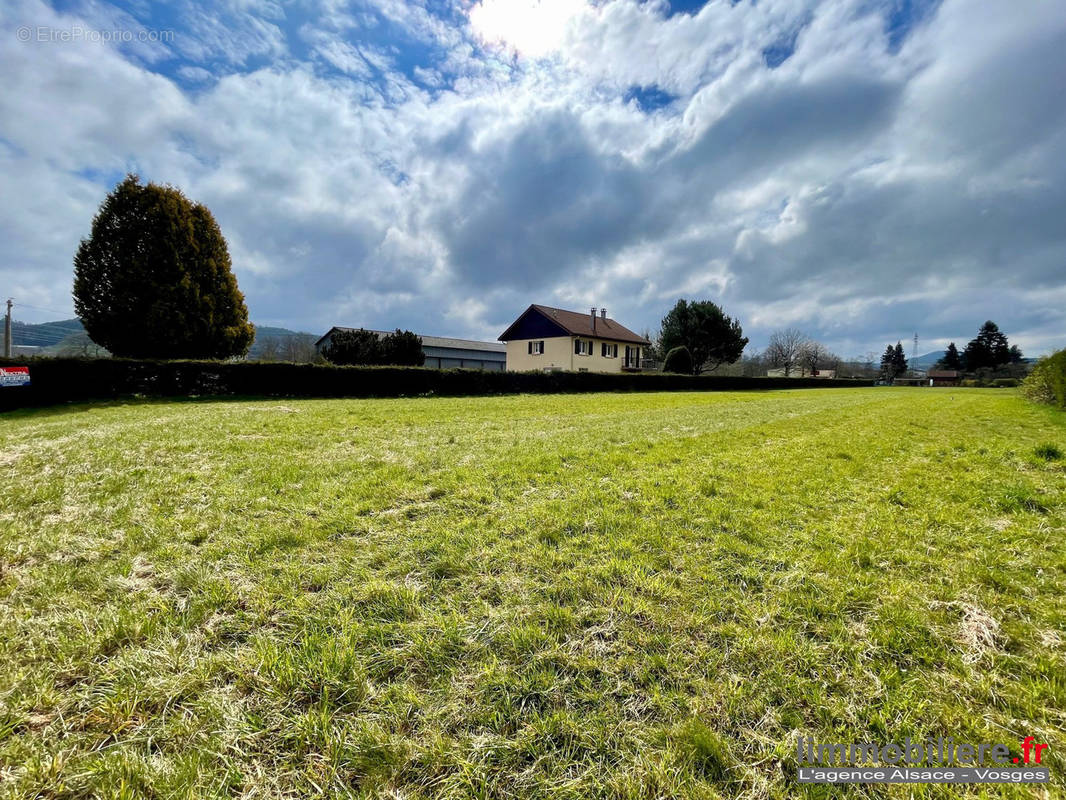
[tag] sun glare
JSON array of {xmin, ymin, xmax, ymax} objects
[{"xmin": 468, "ymin": 0, "xmax": 587, "ymax": 58}]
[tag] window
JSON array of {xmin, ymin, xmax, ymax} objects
[
  {"xmin": 601, "ymin": 343, "xmax": 617, "ymax": 358},
  {"xmin": 575, "ymin": 339, "xmax": 592, "ymax": 356},
  {"xmin": 527, "ymin": 340, "xmax": 544, "ymax": 355}
]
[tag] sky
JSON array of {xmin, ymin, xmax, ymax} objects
[{"xmin": 1, "ymin": 0, "xmax": 1064, "ymax": 359}]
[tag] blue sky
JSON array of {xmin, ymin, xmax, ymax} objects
[{"xmin": 2, "ymin": 0, "xmax": 1065, "ymax": 358}]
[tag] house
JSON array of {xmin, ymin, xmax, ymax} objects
[
  {"xmin": 497, "ymin": 304, "xmax": 650, "ymax": 373},
  {"xmin": 765, "ymin": 367, "xmax": 836, "ymax": 378},
  {"xmin": 315, "ymin": 328, "xmax": 506, "ymax": 371},
  {"xmin": 927, "ymin": 369, "xmax": 962, "ymax": 387}
]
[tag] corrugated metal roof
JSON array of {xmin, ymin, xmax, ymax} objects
[{"xmin": 316, "ymin": 327, "xmax": 505, "ymax": 353}]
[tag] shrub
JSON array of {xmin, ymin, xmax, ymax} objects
[
  {"xmin": 960, "ymin": 379, "xmax": 980, "ymax": 388},
  {"xmin": 324, "ymin": 329, "xmax": 425, "ymax": 367},
  {"xmin": 1022, "ymin": 349, "xmax": 1066, "ymax": 409},
  {"xmin": 380, "ymin": 330, "xmax": 425, "ymax": 367},
  {"xmin": 991, "ymin": 378, "xmax": 1020, "ymax": 388},
  {"xmin": 662, "ymin": 346, "xmax": 694, "ymax": 374},
  {"xmin": 0, "ymin": 358, "xmax": 875, "ymax": 411}
]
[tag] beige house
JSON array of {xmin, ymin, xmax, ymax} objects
[{"xmin": 498, "ymin": 304, "xmax": 650, "ymax": 373}]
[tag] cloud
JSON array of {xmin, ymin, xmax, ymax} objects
[{"xmin": 0, "ymin": 0, "xmax": 1064, "ymax": 358}]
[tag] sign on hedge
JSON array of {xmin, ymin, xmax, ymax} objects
[{"xmin": 0, "ymin": 366, "xmax": 31, "ymax": 387}]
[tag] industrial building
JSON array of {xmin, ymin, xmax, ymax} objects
[{"xmin": 315, "ymin": 327, "xmax": 506, "ymax": 371}]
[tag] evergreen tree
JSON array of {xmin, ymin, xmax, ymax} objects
[
  {"xmin": 879, "ymin": 345, "xmax": 897, "ymax": 381},
  {"xmin": 73, "ymin": 175, "xmax": 254, "ymax": 359},
  {"xmin": 1008, "ymin": 344, "xmax": 1024, "ymax": 364},
  {"xmin": 659, "ymin": 299, "xmax": 748, "ymax": 374},
  {"xmin": 893, "ymin": 341, "xmax": 908, "ymax": 375},
  {"xmin": 324, "ymin": 328, "xmax": 383, "ymax": 365},
  {"xmin": 380, "ymin": 329, "xmax": 425, "ymax": 366},
  {"xmin": 324, "ymin": 328, "xmax": 424, "ymax": 366},
  {"xmin": 962, "ymin": 320, "xmax": 1010, "ymax": 370},
  {"xmin": 937, "ymin": 342, "xmax": 962, "ymax": 370}
]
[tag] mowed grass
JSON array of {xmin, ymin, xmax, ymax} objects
[{"xmin": 1, "ymin": 388, "xmax": 1064, "ymax": 799}]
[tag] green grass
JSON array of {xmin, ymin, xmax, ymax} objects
[{"xmin": 0, "ymin": 388, "xmax": 1064, "ymax": 799}]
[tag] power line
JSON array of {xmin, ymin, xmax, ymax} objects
[
  {"xmin": 10, "ymin": 332, "xmax": 80, "ymax": 345},
  {"xmin": 12, "ymin": 301, "xmax": 76, "ymax": 317},
  {"xmin": 10, "ymin": 321, "xmax": 83, "ymax": 333}
]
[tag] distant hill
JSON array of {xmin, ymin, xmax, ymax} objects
[
  {"xmin": 910, "ymin": 350, "xmax": 947, "ymax": 368},
  {"xmin": 246, "ymin": 327, "xmax": 318, "ymax": 360},
  {"xmin": 11, "ymin": 318, "xmax": 85, "ymax": 348},
  {"xmin": 9, "ymin": 318, "xmax": 314, "ymax": 359}
]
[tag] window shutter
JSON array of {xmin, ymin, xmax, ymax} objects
[
  {"xmin": 528, "ymin": 341, "xmax": 532, "ymax": 354},
  {"xmin": 575, "ymin": 339, "xmax": 580, "ymax": 355}
]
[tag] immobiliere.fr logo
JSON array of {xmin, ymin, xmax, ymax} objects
[{"xmin": 796, "ymin": 735, "xmax": 1051, "ymax": 784}]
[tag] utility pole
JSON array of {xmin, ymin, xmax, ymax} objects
[{"xmin": 3, "ymin": 299, "xmax": 11, "ymax": 359}]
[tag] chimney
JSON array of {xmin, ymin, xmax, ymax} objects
[
  {"xmin": 590, "ymin": 307, "xmax": 597, "ymax": 333},
  {"xmin": 600, "ymin": 308, "xmax": 607, "ymax": 319}
]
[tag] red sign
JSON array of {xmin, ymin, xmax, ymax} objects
[{"xmin": 0, "ymin": 366, "xmax": 31, "ymax": 387}]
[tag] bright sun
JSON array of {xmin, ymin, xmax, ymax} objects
[{"xmin": 467, "ymin": 0, "xmax": 588, "ymax": 58}]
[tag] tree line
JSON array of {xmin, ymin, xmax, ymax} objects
[
  {"xmin": 934, "ymin": 321, "xmax": 1024, "ymax": 371},
  {"xmin": 874, "ymin": 321, "xmax": 1024, "ymax": 382}
]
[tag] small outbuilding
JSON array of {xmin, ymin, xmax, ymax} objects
[{"xmin": 927, "ymin": 369, "xmax": 962, "ymax": 386}]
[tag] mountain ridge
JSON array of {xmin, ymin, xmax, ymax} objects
[{"xmin": 9, "ymin": 318, "xmax": 314, "ymax": 358}]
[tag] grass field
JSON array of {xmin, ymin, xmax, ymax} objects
[{"xmin": 1, "ymin": 388, "xmax": 1064, "ymax": 799}]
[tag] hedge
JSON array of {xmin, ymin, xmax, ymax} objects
[
  {"xmin": 1022, "ymin": 349, "xmax": 1066, "ymax": 409},
  {"xmin": 0, "ymin": 358, "xmax": 875, "ymax": 411}
]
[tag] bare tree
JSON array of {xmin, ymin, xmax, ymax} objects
[
  {"xmin": 253, "ymin": 333, "xmax": 319, "ymax": 363},
  {"xmin": 639, "ymin": 327, "xmax": 662, "ymax": 366},
  {"xmin": 740, "ymin": 350, "xmax": 767, "ymax": 377},
  {"xmin": 799, "ymin": 341, "xmax": 826, "ymax": 377},
  {"xmin": 824, "ymin": 350, "xmax": 841, "ymax": 374},
  {"xmin": 766, "ymin": 328, "xmax": 808, "ymax": 377},
  {"xmin": 281, "ymin": 334, "xmax": 318, "ymax": 363},
  {"xmin": 257, "ymin": 336, "xmax": 280, "ymax": 362},
  {"xmin": 54, "ymin": 331, "xmax": 109, "ymax": 358}
]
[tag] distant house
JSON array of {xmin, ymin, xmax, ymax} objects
[
  {"xmin": 315, "ymin": 327, "xmax": 506, "ymax": 371},
  {"xmin": 498, "ymin": 304, "xmax": 650, "ymax": 373},
  {"xmin": 927, "ymin": 369, "xmax": 962, "ymax": 386},
  {"xmin": 765, "ymin": 367, "xmax": 836, "ymax": 378}
]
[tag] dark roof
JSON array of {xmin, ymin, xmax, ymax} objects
[
  {"xmin": 927, "ymin": 369, "xmax": 961, "ymax": 378},
  {"xmin": 498, "ymin": 304, "xmax": 650, "ymax": 345},
  {"xmin": 315, "ymin": 327, "xmax": 505, "ymax": 353}
]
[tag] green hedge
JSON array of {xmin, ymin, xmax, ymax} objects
[
  {"xmin": 1022, "ymin": 349, "xmax": 1066, "ymax": 409},
  {"xmin": 0, "ymin": 358, "xmax": 876, "ymax": 411}
]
